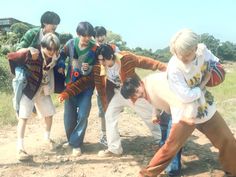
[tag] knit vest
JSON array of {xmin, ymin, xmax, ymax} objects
[{"xmin": 22, "ymin": 53, "xmax": 43, "ymax": 99}]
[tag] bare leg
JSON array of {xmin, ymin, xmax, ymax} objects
[{"xmin": 44, "ymin": 116, "xmax": 53, "ymax": 140}]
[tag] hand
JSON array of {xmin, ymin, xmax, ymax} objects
[
  {"xmin": 52, "ymin": 51, "xmax": 59, "ymax": 60},
  {"xmin": 200, "ymin": 71, "xmax": 211, "ymax": 90},
  {"xmin": 152, "ymin": 116, "xmax": 160, "ymax": 124},
  {"xmin": 29, "ymin": 47, "xmax": 39, "ymax": 60},
  {"xmin": 57, "ymin": 67, "xmax": 65, "ymax": 74},
  {"xmin": 82, "ymin": 62, "xmax": 89, "ymax": 71},
  {"xmin": 58, "ymin": 92, "xmax": 69, "ymax": 103}
]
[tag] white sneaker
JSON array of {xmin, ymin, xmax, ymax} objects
[
  {"xmin": 62, "ymin": 142, "xmax": 70, "ymax": 149},
  {"xmin": 98, "ymin": 149, "xmax": 122, "ymax": 157},
  {"xmin": 17, "ymin": 149, "xmax": 31, "ymax": 161},
  {"xmin": 72, "ymin": 148, "xmax": 82, "ymax": 156}
]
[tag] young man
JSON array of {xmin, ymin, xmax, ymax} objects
[
  {"xmin": 57, "ymin": 21, "xmax": 97, "ymax": 156},
  {"xmin": 8, "ymin": 33, "xmax": 61, "ymax": 161},
  {"xmin": 121, "ymin": 72, "xmax": 236, "ymax": 175},
  {"xmin": 10, "ymin": 11, "xmax": 61, "ymax": 161},
  {"xmin": 94, "ymin": 44, "xmax": 167, "ymax": 157},
  {"xmin": 16, "ymin": 11, "xmax": 61, "ymax": 55},
  {"xmin": 94, "ymin": 26, "xmax": 120, "ymax": 147},
  {"xmin": 12, "ymin": 11, "xmax": 61, "ymax": 146},
  {"xmin": 94, "ymin": 26, "xmax": 108, "ymax": 146}
]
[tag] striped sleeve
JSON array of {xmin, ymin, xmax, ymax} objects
[
  {"xmin": 120, "ymin": 51, "xmax": 167, "ymax": 72},
  {"xmin": 61, "ymin": 75, "xmax": 94, "ymax": 97}
]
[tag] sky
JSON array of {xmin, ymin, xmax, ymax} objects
[{"xmin": 0, "ymin": 0, "xmax": 236, "ymax": 51}]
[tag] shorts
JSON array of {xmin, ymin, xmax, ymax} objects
[{"xmin": 18, "ymin": 87, "xmax": 55, "ymax": 119}]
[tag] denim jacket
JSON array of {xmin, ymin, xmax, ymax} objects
[{"xmin": 12, "ymin": 67, "xmax": 27, "ymax": 114}]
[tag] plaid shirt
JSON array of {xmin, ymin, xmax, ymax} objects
[
  {"xmin": 16, "ymin": 27, "xmax": 41, "ymax": 50},
  {"xmin": 16, "ymin": 27, "xmax": 60, "ymax": 50}
]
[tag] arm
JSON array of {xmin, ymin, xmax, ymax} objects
[
  {"xmin": 168, "ymin": 68, "xmax": 201, "ymax": 103},
  {"xmin": 56, "ymin": 41, "xmax": 72, "ymax": 73},
  {"xmin": 7, "ymin": 50, "xmax": 29, "ymax": 61},
  {"xmin": 152, "ymin": 108, "xmax": 162, "ymax": 124},
  {"xmin": 120, "ymin": 51, "xmax": 167, "ymax": 71},
  {"xmin": 199, "ymin": 43, "xmax": 219, "ymax": 63},
  {"xmin": 16, "ymin": 29, "xmax": 38, "ymax": 50},
  {"xmin": 58, "ymin": 63, "xmax": 108, "ymax": 113},
  {"xmin": 58, "ymin": 75, "xmax": 94, "ymax": 102}
]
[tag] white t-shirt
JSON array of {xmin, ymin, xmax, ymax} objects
[{"xmin": 106, "ymin": 62, "xmax": 121, "ymax": 87}]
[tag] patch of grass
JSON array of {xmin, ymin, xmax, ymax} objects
[
  {"xmin": 0, "ymin": 92, "xmax": 61, "ymax": 127},
  {"xmin": 209, "ymin": 67, "xmax": 236, "ymax": 125},
  {"xmin": 0, "ymin": 55, "xmax": 13, "ymax": 93},
  {"xmin": 0, "ymin": 92, "xmax": 17, "ymax": 126}
]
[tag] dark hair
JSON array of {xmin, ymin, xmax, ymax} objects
[
  {"xmin": 40, "ymin": 11, "xmax": 60, "ymax": 28},
  {"xmin": 76, "ymin": 21, "xmax": 95, "ymax": 37},
  {"xmin": 94, "ymin": 26, "xmax": 107, "ymax": 37},
  {"xmin": 120, "ymin": 76, "xmax": 141, "ymax": 99},
  {"xmin": 95, "ymin": 44, "xmax": 114, "ymax": 60}
]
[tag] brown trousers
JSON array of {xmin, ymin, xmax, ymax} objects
[{"xmin": 140, "ymin": 111, "xmax": 236, "ymax": 177}]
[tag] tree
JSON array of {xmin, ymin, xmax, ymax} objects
[
  {"xmin": 217, "ymin": 41, "xmax": 236, "ymax": 61},
  {"xmin": 10, "ymin": 23, "xmax": 30, "ymax": 39},
  {"xmin": 199, "ymin": 33, "xmax": 220, "ymax": 55},
  {"xmin": 106, "ymin": 31, "xmax": 128, "ymax": 50}
]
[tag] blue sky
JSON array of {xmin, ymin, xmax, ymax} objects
[{"xmin": 1, "ymin": 0, "xmax": 235, "ymax": 51}]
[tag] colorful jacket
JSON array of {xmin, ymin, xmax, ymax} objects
[
  {"xmin": 60, "ymin": 51, "xmax": 167, "ymax": 111},
  {"xmin": 58, "ymin": 38, "xmax": 97, "ymax": 83}
]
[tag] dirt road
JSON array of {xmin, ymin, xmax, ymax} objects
[{"xmin": 0, "ymin": 96, "xmax": 234, "ymax": 177}]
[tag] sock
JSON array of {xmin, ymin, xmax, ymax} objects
[
  {"xmin": 17, "ymin": 138, "xmax": 24, "ymax": 151},
  {"xmin": 44, "ymin": 131, "xmax": 50, "ymax": 140}
]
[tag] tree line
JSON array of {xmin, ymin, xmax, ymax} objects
[{"xmin": 1, "ymin": 22, "xmax": 236, "ymax": 62}]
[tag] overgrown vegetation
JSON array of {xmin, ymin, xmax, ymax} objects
[{"xmin": 0, "ymin": 56, "xmax": 13, "ymax": 92}]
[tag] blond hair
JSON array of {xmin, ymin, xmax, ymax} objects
[
  {"xmin": 170, "ymin": 29, "xmax": 199, "ymax": 56},
  {"xmin": 41, "ymin": 33, "xmax": 60, "ymax": 51}
]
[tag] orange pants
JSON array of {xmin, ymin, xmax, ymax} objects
[{"xmin": 140, "ymin": 111, "xmax": 236, "ymax": 177}]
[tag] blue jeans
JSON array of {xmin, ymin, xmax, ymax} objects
[
  {"xmin": 64, "ymin": 87, "xmax": 94, "ymax": 148},
  {"xmin": 159, "ymin": 112, "xmax": 182, "ymax": 176}
]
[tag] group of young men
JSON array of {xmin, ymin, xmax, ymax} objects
[{"xmin": 7, "ymin": 11, "xmax": 236, "ymax": 177}]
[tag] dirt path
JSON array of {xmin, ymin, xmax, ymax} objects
[{"xmin": 0, "ymin": 95, "xmax": 235, "ymax": 177}]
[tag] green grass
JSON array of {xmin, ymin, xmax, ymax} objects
[
  {"xmin": 209, "ymin": 67, "xmax": 236, "ymax": 125},
  {"xmin": 0, "ymin": 92, "xmax": 17, "ymax": 126}
]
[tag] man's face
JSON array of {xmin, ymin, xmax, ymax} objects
[
  {"xmin": 43, "ymin": 23, "xmax": 57, "ymax": 33},
  {"xmin": 95, "ymin": 35, "xmax": 106, "ymax": 45},
  {"xmin": 42, "ymin": 47, "xmax": 58, "ymax": 59},
  {"xmin": 98, "ymin": 54, "xmax": 114, "ymax": 68},
  {"xmin": 79, "ymin": 35, "xmax": 92, "ymax": 47},
  {"xmin": 131, "ymin": 84, "xmax": 145, "ymax": 100}
]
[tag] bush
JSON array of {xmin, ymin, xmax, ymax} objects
[{"xmin": 0, "ymin": 56, "xmax": 13, "ymax": 93}]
